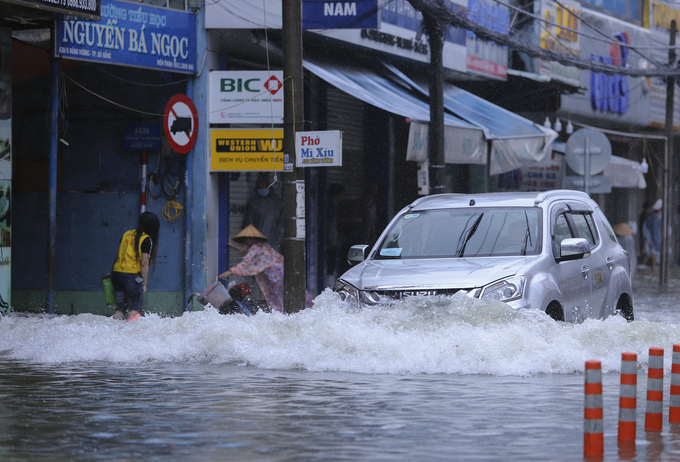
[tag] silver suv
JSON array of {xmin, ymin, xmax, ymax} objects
[{"xmin": 334, "ymin": 190, "xmax": 634, "ymax": 322}]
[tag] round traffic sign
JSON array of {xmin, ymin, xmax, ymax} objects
[
  {"xmin": 564, "ymin": 128, "xmax": 612, "ymax": 176},
  {"xmin": 164, "ymin": 94, "xmax": 198, "ymax": 154}
]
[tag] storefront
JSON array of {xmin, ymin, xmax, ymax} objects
[
  {"xmin": 6, "ymin": 0, "xmax": 207, "ymax": 315},
  {"xmin": 204, "ymin": 0, "xmax": 563, "ymax": 292}
]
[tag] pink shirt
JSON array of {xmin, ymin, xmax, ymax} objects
[
  {"xmin": 230, "ymin": 242, "xmax": 314, "ymax": 312},
  {"xmin": 230, "ymin": 243, "xmax": 285, "ymax": 312}
]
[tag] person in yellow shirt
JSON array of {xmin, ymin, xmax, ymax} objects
[{"xmin": 111, "ymin": 212, "xmax": 160, "ymax": 321}]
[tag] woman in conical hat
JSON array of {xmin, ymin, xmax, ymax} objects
[
  {"xmin": 220, "ymin": 224, "xmax": 285, "ymax": 312},
  {"xmin": 220, "ymin": 224, "xmax": 313, "ymax": 312},
  {"xmin": 232, "ymin": 224, "xmax": 267, "ymax": 244}
]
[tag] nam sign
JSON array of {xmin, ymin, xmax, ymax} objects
[{"xmin": 302, "ymin": 0, "xmax": 378, "ymax": 29}]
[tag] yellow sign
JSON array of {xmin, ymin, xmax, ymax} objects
[
  {"xmin": 210, "ymin": 129, "xmax": 284, "ymax": 171},
  {"xmin": 654, "ymin": 1, "xmax": 680, "ymax": 30}
]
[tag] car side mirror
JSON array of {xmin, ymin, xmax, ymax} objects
[
  {"xmin": 559, "ymin": 238, "xmax": 591, "ymax": 261},
  {"xmin": 347, "ymin": 245, "xmax": 369, "ymax": 266}
]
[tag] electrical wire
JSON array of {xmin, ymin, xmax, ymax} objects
[
  {"xmin": 262, "ymin": 0, "xmax": 280, "ymax": 186},
  {"xmin": 408, "ymin": 0, "xmax": 678, "ymax": 77},
  {"xmin": 92, "ymin": 64, "xmax": 190, "ymax": 87},
  {"xmin": 54, "ymin": 0, "xmax": 680, "ymax": 133},
  {"xmin": 163, "ymin": 200, "xmax": 185, "ymax": 222}
]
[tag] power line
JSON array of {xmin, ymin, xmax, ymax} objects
[{"xmin": 407, "ymin": 0, "xmax": 680, "ymax": 77}]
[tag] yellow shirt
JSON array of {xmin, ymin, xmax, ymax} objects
[{"xmin": 112, "ymin": 229, "xmax": 150, "ymax": 274}]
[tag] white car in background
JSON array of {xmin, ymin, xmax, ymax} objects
[{"xmin": 334, "ymin": 190, "xmax": 634, "ymax": 322}]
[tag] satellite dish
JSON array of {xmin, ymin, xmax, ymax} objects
[{"xmin": 565, "ymin": 128, "xmax": 612, "ymax": 176}]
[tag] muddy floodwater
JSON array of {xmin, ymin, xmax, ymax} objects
[{"xmin": 1, "ymin": 267, "xmax": 680, "ymax": 461}]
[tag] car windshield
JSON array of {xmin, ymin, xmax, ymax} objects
[{"xmin": 375, "ymin": 207, "xmax": 542, "ymax": 259}]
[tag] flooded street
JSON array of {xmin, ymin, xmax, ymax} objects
[{"xmin": 1, "ymin": 267, "xmax": 680, "ymax": 461}]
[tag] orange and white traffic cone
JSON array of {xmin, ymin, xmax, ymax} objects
[
  {"xmin": 585, "ymin": 359, "xmax": 604, "ymax": 457},
  {"xmin": 670, "ymin": 345, "xmax": 680, "ymax": 423},
  {"xmin": 645, "ymin": 347, "xmax": 664, "ymax": 432},
  {"xmin": 618, "ymin": 352, "xmax": 637, "ymax": 446}
]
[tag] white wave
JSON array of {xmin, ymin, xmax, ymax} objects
[{"xmin": 1, "ymin": 289, "xmax": 679, "ymax": 376}]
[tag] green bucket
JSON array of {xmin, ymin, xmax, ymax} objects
[{"xmin": 101, "ymin": 274, "xmax": 116, "ymax": 307}]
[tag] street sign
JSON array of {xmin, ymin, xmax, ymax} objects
[
  {"xmin": 565, "ymin": 128, "xmax": 612, "ymax": 176},
  {"xmin": 164, "ymin": 94, "xmax": 198, "ymax": 154},
  {"xmin": 564, "ymin": 175, "xmax": 612, "ymax": 194},
  {"xmin": 295, "ymin": 130, "xmax": 342, "ymax": 167},
  {"xmin": 124, "ymin": 124, "xmax": 162, "ymax": 151}
]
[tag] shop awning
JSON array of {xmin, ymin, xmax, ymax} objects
[
  {"xmin": 604, "ymin": 156, "xmax": 647, "ymax": 189},
  {"xmin": 304, "ymin": 60, "xmax": 487, "ymax": 165},
  {"xmin": 304, "ymin": 60, "xmax": 558, "ymax": 174},
  {"xmin": 384, "ymin": 64, "xmax": 558, "ymax": 175}
]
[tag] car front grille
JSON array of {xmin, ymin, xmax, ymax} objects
[{"xmin": 376, "ymin": 288, "xmax": 464, "ymax": 300}]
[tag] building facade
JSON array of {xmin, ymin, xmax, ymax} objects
[{"xmin": 2, "ymin": 0, "xmax": 676, "ymax": 315}]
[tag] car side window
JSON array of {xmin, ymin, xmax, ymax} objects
[
  {"xmin": 585, "ymin": 213, "xmax": 600, "ymax": 245},
  {"xmin": 571, "ymin": 212, "xmax": 598, "ymax": 247},
  {"xmin": 554, "ymin": 214, "xmax": 572, "ymax": 243},
  {"xmin": 595, "ymin": 209, "xmax": 618, "ymax": 243},
  {"xmin": 553, "ymin": 213, "xmax": 572, "ymax": 257}
]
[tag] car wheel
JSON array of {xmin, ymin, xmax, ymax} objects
[
  {"xmin": 545, "ymin": 302, "xmax": 564, "ymax": 322},
  {"xmin": 616, "ymin": 295, "xmax": 634, "ymax": 322}
]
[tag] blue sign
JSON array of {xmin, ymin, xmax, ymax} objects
[
  {"xmin": 380, "ymin": 0, "xmax": 465, "ymax": 46},
  {"xmin": 124, "ymin": 124, "xmax": 162, "ymax": 151},
  {"xmin": 55, "ymin": 0, "xmax": 197, "ymax": 74},
  {"xmin": 590, "ymin": 32, "xmax": 630, "ymax": 115},
  {"xmin": 466, "ymin": 0, "xmax": 510, "ymax": 39},
  {"xmin": 303, "ymin": 0, "xmax": 378, "ymax": 29}
]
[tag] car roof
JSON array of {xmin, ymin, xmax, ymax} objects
[{"xmin": 406, "ymin": 190, "xmax": 595, "ymax": 211}]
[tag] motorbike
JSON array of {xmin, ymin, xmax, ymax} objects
[{"xmin": 190, "ymin": 279, "xmax": 269, "ymax": 316}]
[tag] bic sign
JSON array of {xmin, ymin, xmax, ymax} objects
[
  {"xmin": 219, "ymin": 75, "xmax": 283, "ymax": 94},
  {"xmin": 208, "ymin": 70, "xmax": 284, "ymax": 125}
]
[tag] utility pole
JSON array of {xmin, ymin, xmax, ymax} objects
[
  {"xmin": 408, "ymin": 0, "xmax": 449, "ymax": 194},
  {"xmin": 423, "ymin": 14, "xmax": 447, "ymax": 195},
  {"xmin": 661, "ymin": 19, "xmax": 676, "ymax": 290},
  {"xmin": 282, "ymin": 0, "xmax": 307, "ymax": 313}
]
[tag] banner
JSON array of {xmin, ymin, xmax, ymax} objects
[
  {"xmin": 209, "ymin": 71, "xmax": 284, "ymax": 124},
  {"xmin": 210, "ymin": 129, "xmax": 283, "ymax": 171},
  {"xmin": 55, "ymin": 0, "xmax": 197, "ymax": 74}
]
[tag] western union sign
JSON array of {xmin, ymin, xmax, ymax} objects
[{"xmin": 210, "ymin": 129, "xmax": 284, "ymax": 171}]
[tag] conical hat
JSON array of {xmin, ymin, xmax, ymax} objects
[
  {"xmin": 613, "ymin": 223, "xmax": 633, "ymax": 237},
  {"xmin": 233, "ymin": 224, "xmax": 267, "ymax": 244}
]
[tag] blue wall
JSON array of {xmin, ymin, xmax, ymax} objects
[{"xmin": 13, "ymin": 62, "xmax": 192, "ymax": 301}]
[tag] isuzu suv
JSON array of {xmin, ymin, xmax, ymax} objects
[{"xmin": 334, "ymin": 190, "xmax": 634, "ymax": 322}]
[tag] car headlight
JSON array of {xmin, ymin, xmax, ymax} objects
[
  {"xmin": 479, "ymin": 275, "xmax": 525, "ymax": 303},
  {"xmin": 333, "ymin": 280, "xmax": 380, "ymax": 306}
]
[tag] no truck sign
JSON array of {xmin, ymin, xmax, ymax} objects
[{"xmin": 164, "ymin": 94, "xmax": 198, "ymax": 154}]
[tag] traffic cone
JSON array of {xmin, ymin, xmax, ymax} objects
[
  {"xmin": 585, "ymin": 360, "xmax": 604, "ymax": 457},
  {"xmin": 645, "ymin": 347, "xmax": 664, "ymax": 432}
]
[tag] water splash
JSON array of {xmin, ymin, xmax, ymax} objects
[{"xmin": 1, "ymin": 289, "xmax": 679, "ymax": 376}]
